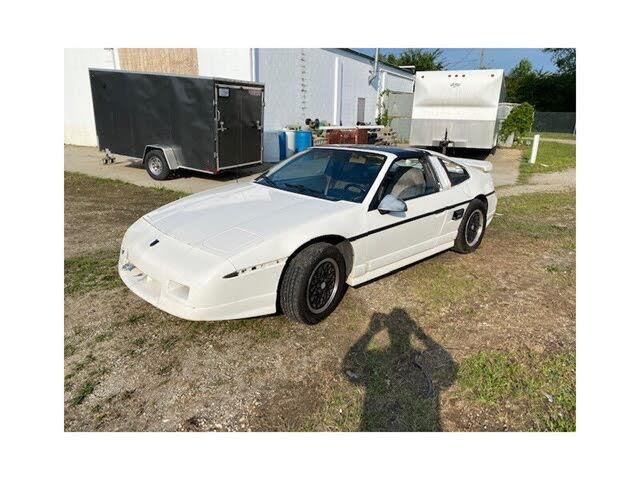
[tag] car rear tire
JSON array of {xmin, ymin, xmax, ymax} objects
[
  {"xmin": 280, "ymin": 242, "xmax": 347, "ymax": 325},
  {"xmin": 144, "ymin": 150, "xmax": 171, "ymax": 181},
  {"xmin": 452, "ymin": 198, "xmax": 487, "ymax": 254}
]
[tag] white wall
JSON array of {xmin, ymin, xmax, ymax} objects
[
  {"xmin": 64, "ymin": 48, "xmax": 116, "ymax": 146},
  {"xmin": 255, "ymin": 49, "xmax": 301, "ymax": 132},
  {"xmin": 256, "ymin": 48, "xmax": 414, "ymax": 161},
  {"xmin": 196, "ymin": 48, "xmax": 252, "ymax": 80},
  {"xmin": 381, "ymin": 69, "xmax": 415, "ymax": 93}
]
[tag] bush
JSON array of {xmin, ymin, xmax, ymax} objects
[{"xmin": 500, "ymin": 102, "xmax": 534, "ymax": 141}]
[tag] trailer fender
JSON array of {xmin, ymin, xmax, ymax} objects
[{"xmin": 143, "ymin": 145, "xmax": 180, "ymax": 170}]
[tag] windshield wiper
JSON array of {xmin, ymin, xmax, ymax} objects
[
  {"xmin": 256, "ymin": 175, "xmax": 277, "ymax": 188},
  {"xmin": 284, "ymin": 183, "xmax": 326, "ymax": 198}
]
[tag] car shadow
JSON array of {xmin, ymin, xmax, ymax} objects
[{"xmin": 342, "ymin": 308, "xmax": 456, "ymax": 431}]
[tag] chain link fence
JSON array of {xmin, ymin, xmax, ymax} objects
[{"xmin": 532, "ymin": 112, "xmax": 576, "ymax": 134}]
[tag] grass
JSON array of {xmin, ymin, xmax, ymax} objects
[
  {"xmin": 64, "ymin": 341, "xmax": 76, "ymax": 358},
  {"xmin": 518, "ymin": 141, "xmax": 576, "ymax": 183},
  {"xmin": 70, "ymin": 381, "xmax": 97, "ymax": 405},
  {"xmin": 160, "ymin": 335, "xmax": 180, "ymax": 352},
  {"xmin": 491, "ymin": 190, "xmax": 575, "ymax": 244},
  {"xmin": 528, "ymin": 132, "xmax": 576, "ymax": 140},
  {"xmin": 95, "ymin": 330, "xmax": 115, "ymax": 343},
  {"xmin": 127, "ymin": 313, "xmax": 146, "ymax": 325},
  {"xmin": 496, "ymin": 189, "xmax": 575, "ymax": 218},
  {"xmin": 158, "ymin": 361, "xmax": 178, "ymax": 376},
  {"xmin": 121, "ymin": 389, "xmax": 136, "ymax": 400},
  {"xmin": 64, "ymin": 171, "xmax": 187, "ymax": 199},
  {"xmin": 72, "ymin": 353, "xmax": 96, "ymax": 374},
  {"xmin": 402, "ymin": 262, "xmax": 482, "ymax": 307},
  {"xmin": 458, "ymin": 351, "xmax": 535, "ymax": 403},
  {"xmin": 457, "ymin": 351, "xmax": 575, "ymax": 431},
  {"xmin": 64, "ymin": 249, "xmax": 121, "ymax": 295}
]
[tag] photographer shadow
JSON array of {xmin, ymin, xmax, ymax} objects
[{"xmin": 342, "ymin": 308, "xmax": 456, "ymax": 431}]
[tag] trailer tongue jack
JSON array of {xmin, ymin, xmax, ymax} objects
[
  {"xmin": 439, "ymin": 129, "xmax": 453, "ymax": 156},
  {"xmin": 101, "ymin": 149, "xmax": 116, "ymax": 165}
]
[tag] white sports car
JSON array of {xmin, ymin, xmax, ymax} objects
[{"xmin": 119, "ymin": 146, "xmax": 496, "ymax": 324}]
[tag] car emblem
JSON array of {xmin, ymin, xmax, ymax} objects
[{"xmin": 150, "ymin": 239, "xmax": 159, "ymax": 247}]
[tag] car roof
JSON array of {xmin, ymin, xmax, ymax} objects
[{"xmin": 316, "ymin": 144, "xmax": 428, "ymax": 159}]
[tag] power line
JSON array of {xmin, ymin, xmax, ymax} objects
[{"xmin": 446, "ymin": 48, "xmax": 477, "ymax": 67}]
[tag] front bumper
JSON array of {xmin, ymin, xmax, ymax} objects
[{"xmin": 119, "ymin": 219, "xmax": 282, "ymax": 321}]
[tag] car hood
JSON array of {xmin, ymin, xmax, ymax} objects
[{"xmin": 143, "ymin": 182, "xmax": 350, "ymax": 255}]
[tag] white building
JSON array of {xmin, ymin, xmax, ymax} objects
[{"xmin": 64, "ymin": 48, "xmax": 415, "ymax": 161}]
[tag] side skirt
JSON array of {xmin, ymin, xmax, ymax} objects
[{"xmin": 347, "ymin": 241, "xmax": 455, "ymax": 287}]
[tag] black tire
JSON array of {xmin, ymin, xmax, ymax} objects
[
  {"xmin": 452, "ymin": 198, "xmax": 488, "ymax": 254},
  {"xmin": 280, "ymin": 242, "xmax": 347, "ymax": 325},
  {"xmin": 144, "ymin": 150, "xmax": 171, "ymax": 181}
]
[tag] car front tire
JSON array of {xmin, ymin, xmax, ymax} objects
[
  {"xmin": 144, "ymin": 150, "xmax": 171, "ymax": 181},
  {"xmin": 453, "ymin": 198, "xmax": 488, "ymax": 254},
  {"xmin": 280, "ymin": 242, "xmax": 347, "ymax": 325}
]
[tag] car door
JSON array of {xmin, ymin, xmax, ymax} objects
[
  {"xmin": 427, "ymin": 154, "xmax": 473, "ymax": 245},
  {"xmin": 363, "ymin": 156, "xmax": 445, "ymax": 273}
]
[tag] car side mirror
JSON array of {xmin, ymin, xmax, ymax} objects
[{"xmin": 378, "ymin": 194, "xmax": 407, "ymax": 214}]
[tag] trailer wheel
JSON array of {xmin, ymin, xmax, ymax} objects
[{"xmin": 144, "ymin": 150, "xmax": 171, "ymax": 181}]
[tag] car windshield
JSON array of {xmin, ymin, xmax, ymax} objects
[{"xmin": 255, "ymin": 148, "xmax": 387, "ymax": 203}]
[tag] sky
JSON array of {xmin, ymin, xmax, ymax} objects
[{"xmin": 353, "ymin": 48, "xmax": 557, "ymax": 73}]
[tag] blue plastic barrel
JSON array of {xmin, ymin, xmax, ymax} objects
[
  {"xmin": 294, "ymin": 130, "xmax": 313, "ymax": 152},
  {"xmin": 278, "ymin": 131, "xmax": 287, "ymax": 160}
]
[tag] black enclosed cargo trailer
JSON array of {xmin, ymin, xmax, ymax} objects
[{"xmin": 89, "ymin": 69, "xmax": 265, "ymax": 180}]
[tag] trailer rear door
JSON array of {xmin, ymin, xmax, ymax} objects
[{"xmin": 216, "ymin": 85, "xmax": 263, "ymax": 170}]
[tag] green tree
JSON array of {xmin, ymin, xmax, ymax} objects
[
  {"xmin": 505, "ymin": 59, "xmax": 536, "ymax": 103},
  {"xmin": 381, "ymin": 48, "xmax": 446, "ymax": 71},
  {"xmin": 543, "ymin": 48, "xmax": 576, "ymax": 75},
  {"xmin": 505, "ymin": 51, "xmax": 575, "ymax": 112}
]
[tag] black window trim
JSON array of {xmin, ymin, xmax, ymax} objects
[{"xmin": 437, "ymin": 157, "xmax": 470, "ymax": 186}]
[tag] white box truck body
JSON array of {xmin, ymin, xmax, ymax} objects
[{"xmin": 409, "ymin": 69, "xmax": 505, "ymax": 150}]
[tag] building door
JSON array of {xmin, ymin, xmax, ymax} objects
[
  {"xmin": 216, "ymin": 85, "xmax": 263, "ymax": 170},
  {"xmin": 357, "ymin": 97, "xmax": 366, "ymax": 124}
]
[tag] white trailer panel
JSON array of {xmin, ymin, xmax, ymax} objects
[{"xmin": 410, "ymin": 69, "xmax": 505, "ymax": 150}]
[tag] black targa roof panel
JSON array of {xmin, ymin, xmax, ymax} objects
[{"xmin": 320, "ymin": 144, "xmax": 429, "ymax": 158}]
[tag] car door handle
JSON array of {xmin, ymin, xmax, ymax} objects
[{"xmin": 452, "ymin": 208, "xmax": 465, "ymax": 220}]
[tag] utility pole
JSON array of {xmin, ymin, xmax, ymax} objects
[{"xmin": 479, "ymin": 48, "xmax": 485, "ymax": 69}]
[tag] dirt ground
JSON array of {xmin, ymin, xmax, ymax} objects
[
  {"xmin": 498, "ymin": 168, "xmax": 576, "ymax": 198},
  {"xmin": 64, "ymin": 172, "xmax": 576, "ymax": 432}
]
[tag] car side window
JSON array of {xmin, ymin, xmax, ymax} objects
[
  {"xmin": 370, "ymin": 157, "xmax": 440, "ymax": 209},
  {"xmin": 438, "ymin": 158, "xmax": 470, "ymax": 186}
]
